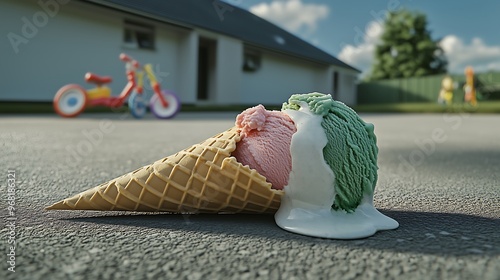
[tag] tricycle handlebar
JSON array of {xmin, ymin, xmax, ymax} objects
[
  {"xmin": 120, "ymin": 53, "xmax": 140, "ymax": 70},
  {"xmin": 119, "ymin": 53, "xmax": 132, "ymax": 62}
]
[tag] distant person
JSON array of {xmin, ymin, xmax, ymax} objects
[
  {"xmin": 438, "ymin": 76, "xmax": 454, "ymax": 105},
  {"xmin": 464, "ymin": 66, "xmax": 478, "ymax": 106}
]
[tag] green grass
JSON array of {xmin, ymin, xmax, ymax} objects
[
  {"xmin": 1, "ymin": 101, "xmax": 500, "ymax": 114},
  {"xmin": 353, "ymin": 101, "xmax": 500, "ymax": 113},
  {"xmin": 0, "ymin": 102, "xmax": 280, "ymax": 114},
  {"xmin": 0, "ymin": 102, "xmax": 129, "ymax": 114}
]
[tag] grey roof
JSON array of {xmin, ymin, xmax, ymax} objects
[{"xmin": 84, "ymin": 0, "xmax": 359, "ymax": 72}]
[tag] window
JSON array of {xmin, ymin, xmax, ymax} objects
[
  {"xmin": 123, "ymin": 20, "xmax": 155, "ymax": 50},
  {"xmin": 243, "ymin": 49, "xmax": 261, "ymax": 72}
]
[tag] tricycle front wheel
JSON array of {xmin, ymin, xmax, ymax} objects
[
  {"xmin": 149, "ymin": 90, "xmax": 180, "ymax": 119},
  {"xmin": 53, "ymin": 84, "xmax": 88, "ymax": 118}
]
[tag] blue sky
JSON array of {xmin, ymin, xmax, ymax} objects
[{"xmin": 227, "ymin": 0, "xmax": 500, "ymax": 76}]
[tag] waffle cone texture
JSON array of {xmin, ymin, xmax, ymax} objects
[{"xmin": 46, "ymin": 127, "xmax": 283, "ymax": 213}]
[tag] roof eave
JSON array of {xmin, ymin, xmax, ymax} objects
[
  {"xmin": 82, "ymin": 0, "xmax": 361, "ymax": 73},
  {"xmin": 82, "ymin": 0, "xmax": 193, "ymax": 31}
]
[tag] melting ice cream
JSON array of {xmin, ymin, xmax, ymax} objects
[{"xmin": 235, "ymin": 93, "xmax": 399, "ymax": 239}]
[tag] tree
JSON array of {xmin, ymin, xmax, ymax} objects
[{"xmin": 369, "ymin": 10, "xmax": 447, "ymax": 80}]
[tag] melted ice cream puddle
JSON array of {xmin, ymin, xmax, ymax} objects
[{"xmin": 275, "ymin": 103, "xmax": 399, "ymax": 239}]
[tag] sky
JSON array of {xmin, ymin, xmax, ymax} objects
[{"xmin": 227, "ymin": 0, "xmax": 500, "ymax": 76}]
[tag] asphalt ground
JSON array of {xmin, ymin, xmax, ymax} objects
[{"xmin": 1, "ymin": 112, "xmax": 499, "ymax": 280}]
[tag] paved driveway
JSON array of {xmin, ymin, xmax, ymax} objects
[{"xmin": 1, "ymin": 112, "xmax": 499, "ymax": 279}]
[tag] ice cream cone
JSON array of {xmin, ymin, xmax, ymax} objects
[{"xmin": 46, "ymin": 127, "xmax": 283, "ymax": 213}]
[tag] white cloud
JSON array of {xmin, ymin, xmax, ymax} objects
[
  {"xmin": 440, "ymin": 35, "xmax": 500, "ymax": 73},
  {"xmin": 338, "ymin": 21, "xmax": 383, "ymax": 76},
  {"xmin": 250, "ymin": 0, "xmax": 329, "ymax": 34}
]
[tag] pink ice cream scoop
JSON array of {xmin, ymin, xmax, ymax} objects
[{"xmin": 232, "ymin": 104, "xmax": 296, "ymax": 190}]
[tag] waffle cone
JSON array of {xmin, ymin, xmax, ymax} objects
[{"xmin": 46, "ymin": 127, "xmax": 283, "ymax": 213}]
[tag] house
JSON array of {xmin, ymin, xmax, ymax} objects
[{"xmin": 1, "ymin": 0, "xmax": 360, "ymax": 106}]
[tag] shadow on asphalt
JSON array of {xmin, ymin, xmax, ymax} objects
[{"xmin": 63, "ymin": 210, "xmax": 499, "ymax": 257}]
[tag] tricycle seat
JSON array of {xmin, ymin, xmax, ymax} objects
[{"xmin": 85, "ymin": 73, "xmax": 112, "ymax": 85}]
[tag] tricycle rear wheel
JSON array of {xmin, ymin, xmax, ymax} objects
[{"xmin": 53, "ymin": 84, "xmax": 88, "ymax": 118}]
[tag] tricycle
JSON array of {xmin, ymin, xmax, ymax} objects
[{"xmin": 53, "ymin": 53, "xmax": 180, "ymax": 119}]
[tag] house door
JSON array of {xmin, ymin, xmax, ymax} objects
[
  {"xmin": 197, "ymin": 38, "xmax": 217, "ymax": 101},
  {"xmin": 332, "ymin": 71, "xmax": 339, "ymax": 100}
]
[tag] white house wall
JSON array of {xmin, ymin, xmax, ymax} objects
[
  {"xmin": 1, "ymin": 0, "xmax": 183, "ymax": 102},
  {"xmin": 214, "ymin": 36, "xmax": 243, "ymax": 105},
  {"xmin": 1, "ymin": 0, "xmax": 358, "ymax": 105},
  {"xmin": 240, "ymin": 51, "xmax": 331, "ymax": 105},
  {"xmin": 176, "ymin": 31, "xmax": 198, "ymax": 104}
]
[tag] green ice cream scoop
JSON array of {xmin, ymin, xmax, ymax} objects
[{"xmin": 282, "ymin": 93, "xmax": 378, "ymax": 212}]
